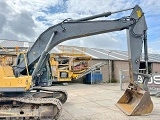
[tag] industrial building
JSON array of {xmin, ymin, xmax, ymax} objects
[{"xmin": 0, "ymin": 39, "xmax": 160, "ymax": 83}]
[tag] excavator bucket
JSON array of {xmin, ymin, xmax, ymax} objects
[{"xmin": 116, "ymin": 88, "xmax": 153, "ymax": 116}]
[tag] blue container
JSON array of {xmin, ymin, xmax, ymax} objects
[{"xmin": 86, "ymin": 73, "xmax": 103, "ymax": 84}]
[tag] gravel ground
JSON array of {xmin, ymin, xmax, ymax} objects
[{"xmin": 51, "ymin": 83, "xmax": 160, "ymax": 120}]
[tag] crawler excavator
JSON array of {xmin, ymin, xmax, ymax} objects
[{"xmin": 0, "ymin": 5, "xmax": 153, "ymax": 119}]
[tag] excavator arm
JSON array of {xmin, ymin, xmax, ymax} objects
[{"xmin": 14, "ymin": 5, "xmax": 153, "ymax": 116}]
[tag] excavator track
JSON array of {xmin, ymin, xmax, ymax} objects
[
  {"xmin": 32, "ymin": 87, "xmax": 68, "ymax": 104},
  {"xmin": 0, "ymin": 97, "xmax": 62, "ymax": 120}
]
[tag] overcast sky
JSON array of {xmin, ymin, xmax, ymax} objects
[{"xmin": 0, "ymin": 0, "xmax": 160, "ymax": 53}]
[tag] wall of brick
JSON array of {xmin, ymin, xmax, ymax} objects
[
  {"xmin": 152, "ymin": 63, "xmax": 160, "ymax": 73},
  {"xmin": 88, "ymin": 59, "xmax": 109, "ymax": 82},
  {"xmin": 89, "ymin": 60, "xmax": 160, "ymax": 83},
  {"xmin": 113, "ymin": 60, "xmax": 129, "ymax": 82},
  {"xmin": 88, "ymin": 60, "xmax": 130, "ymax": 83}
]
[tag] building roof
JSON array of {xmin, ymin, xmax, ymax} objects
[
  {"xmin": 0, "ymin": 39, "xmax": 33, "ymax": 49},
  {"xmin": 0, "ymin": 39, "xmax": 160, "ymax": 62}
]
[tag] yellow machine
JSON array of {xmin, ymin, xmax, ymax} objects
[
  {"xmin": 50, "ymin": 46, "xmax": 92, "ymax": 82},
  {"xmin": 0, "ymin": 46, "xmax": 17, "ymax": 66},
  {"xmin": 0, "ymin": 5, "xmax": 153, "ymax": 119}
]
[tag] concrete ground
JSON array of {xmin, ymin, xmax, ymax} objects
[{"xmin": 52, "ymin": 83, "xmax": 160, "ymax": 120}]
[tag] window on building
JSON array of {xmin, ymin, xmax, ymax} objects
[{"xmin": 139, "ymin": 62, "xmax": 152, "ymax": 74}]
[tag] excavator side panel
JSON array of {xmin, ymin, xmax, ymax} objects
[{"xmin": 0, "ymin": 66, "xmax": 32, "ymax": 92}]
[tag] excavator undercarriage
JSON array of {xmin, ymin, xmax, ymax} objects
[
  {"xmin": 0, "ymin": 87, "xmax": 68, "ymax": 119},
  {"xmin": 0, "ymin": 97, "xmax": 62, "ymax": 119}
]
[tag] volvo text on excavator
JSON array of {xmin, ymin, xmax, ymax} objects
[{"xmin": 0, "ymin": 5, "xmax": 153, "ymax": 119}]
